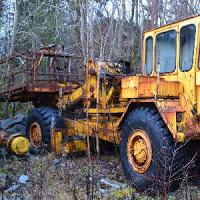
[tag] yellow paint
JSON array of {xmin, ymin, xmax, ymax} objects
[
  {"xmin": 65, "ymin": 118, "xmax": 120, "ymax": 144},
  {"xmin": 87, "ymin": 107, "xmax": 126, "ymax": 114},
  {"xmin": 51, "ymin": 131, "xmax": 62, "ymax": 154},
  {"xmin": 106, "ymin": 86, "xmax": 114, "ymax": 102},
  {"xmin": 59, "ymin": 59, "xmax": 122, "ymax": 111},
  {"xmin": 58, "ymin": 86, "xmax": 84, "ymax": 109},
  {"xmin": 176, "ymin": 132, "xmax": 186, "ymax": 143},
  {"xmin": 68, "ymin": 87, "xmax": 83, "ymax": 103},
  {"xmin": 121, "ymin": 76, "xmax": 181, "ymax": 99},
  {"xmin": 197, "ymin": 87, "xmax": 200, "ymax": 114},
  {"xmin": 10, "ymin": 136, "xmax": 30, "ymax": 155},
  {"xmin": 64, "ymin": 140, "xmax": 87, "ymax": 153},
  {"xmin": 133, "ymin": 139, "xmax": 147, "ymax": 163},
  {"xmin": 58, "ymin": 83, "xmax": 67, "ymax": 88}
]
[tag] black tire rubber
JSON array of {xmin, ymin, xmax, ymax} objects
[
  {"xmin": 26, "ymin": 107, "xmax": 65, "ymax": 153},
  {"xmin": 120, "ymin": 106, "xmax": 191, "ymax": 193},
  {"xmin": 186, "ymin": 140, "xmax": 200, "ymax": 178}
]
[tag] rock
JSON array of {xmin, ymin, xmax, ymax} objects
[
  {"xmin": 7, "ymin": 184, "xmax": 20, "ymax": 192},
  {"xmin": 60, "ymin": 163, "xmax": 66, "ymax": 168},
  {"xmin": 0, "ymin": 147, "xmax": 9, "ymax": 158},
  {"xmin": 99, "ymin": 178, "xmax": 127, "ymax": 190},
  {"xmin": 0, "ymin": 173, "xmax": 8, "ymax": 189},
  {"xmin": 18, "ymin": 175, "xmax": 29, "ymax": 184},
  {"xmin": 14, "ymin": 113, "xmax": 25, "ymax": 122},
  {"xmin": 134, "ymin": 192, "xmax": 140, "ymax": 198},
  {"xmin": 98, "ymin": 178, "xmax": 130, "ymax": 198},
  {"xmin": 52, "ymin": 158, "xmax": 60, "ymax": 166},
  {"xmin": 0, "ymin": 118, "xmax": 14, "ymax": 130},
  {"xmin": 99, "ymin": 188, "xmax": 108, "ymax": 194},
  {"xmin": 7, "ymin": 124, "xmax": 26, "ymax": 135},
  {"xmin": 0, "ymin": 114, "xmax": 25, "ymax": 130}
]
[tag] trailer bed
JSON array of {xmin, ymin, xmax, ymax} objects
[{"xmin": 0, "ymin": 46, "xmax": 84, "ymax": 105}]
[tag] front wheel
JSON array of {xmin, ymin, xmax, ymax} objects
[
  {"xmin": 120, "ymin": 106, "xmax": 191, "ymax": 193},
  {"xmin": 26, "ymin": 107, "xmax": 64, "ymax": 153}
]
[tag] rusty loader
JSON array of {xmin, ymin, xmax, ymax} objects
[{"xmin": 1, "ymin": 16, "xmax": 200, "ymax": 191}]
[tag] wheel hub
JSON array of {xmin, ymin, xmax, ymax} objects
[
  {"xmin": 29, "ymin": 122, "xmax": 42, "ymax": 148},
  {"xmin": 127, "ymin": 130, "xmax": 152, "ymax": 173},
  {"xmin": 133, "ymin": 139, "xmax": 147, "ymax": 163}
]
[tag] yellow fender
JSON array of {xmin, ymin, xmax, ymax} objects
[{"xmin": 117, "ymin": 99, "xmax": 188, "ymax": 142}]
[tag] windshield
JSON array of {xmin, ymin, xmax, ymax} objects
[{"xmin": 155, "ymin": 30, "xmax": 176, "ymax": 73}]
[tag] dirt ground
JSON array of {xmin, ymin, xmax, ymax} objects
[{"xmin": 1, "ymin": 147, "xmax": 200, "ymax": 200}]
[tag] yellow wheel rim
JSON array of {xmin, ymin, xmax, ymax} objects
[
  {"xmin": 29, "ymin": 122, "xmax": 42, "ymax": 148},
  {"xmin": 127, "ymin": 129, "xmax": 152, "ymax": 174}
]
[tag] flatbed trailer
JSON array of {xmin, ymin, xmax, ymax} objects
[{"xmin": 0, "ymin": 46, "xmax": 84, "ymax": 106}]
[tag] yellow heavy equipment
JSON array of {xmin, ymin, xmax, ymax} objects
[{"xmin": 1, "ymin": 15, "xmax": 200, "ymax": 191}]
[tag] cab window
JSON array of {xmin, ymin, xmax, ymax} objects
[
  {"xmin": 155, "ymin": 30, "xmax": 176, "ymax": 73},
  {"xmin": 180, "ymin": 24, "xmax": 196, "ymax": 71},
  {"xmin": 145, "ymin": 36, "xmax": 153, "ymax": 75}
]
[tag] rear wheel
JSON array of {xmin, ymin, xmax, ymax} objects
[
  {"xmin": 120, "ymin": 106, "xmax": 191, "ymax": 193},
  {"xmin": 26, "ymin": 107, "xmax": 64, "ymax": 153}
]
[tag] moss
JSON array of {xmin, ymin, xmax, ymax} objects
[
  {"xmin": 0, "ymin": 167, "xmax": 9, "ymax": 173},
  {"xmin": 168, "ymin": 195, "xmax": 176, "ymax": 200},
  {"xmin": 32, "ymin": 161, "xmax": 43, "ymax": 173},
  {"xmin": 112, "ymin": 187, "xmax": 134, "ymax": 199}
]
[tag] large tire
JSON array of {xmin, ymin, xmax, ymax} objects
[
  {"xmin": 120, "ymin": 106, "xmax": 191, "ymax": 193},
  {"xmin": 26, "ymin": 107, "xmax": 64, "ymax": 153}
]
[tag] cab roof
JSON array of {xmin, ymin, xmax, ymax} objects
[{"xmin": 144, "ymin": 14, "xmax": 200, "ymax": 34}]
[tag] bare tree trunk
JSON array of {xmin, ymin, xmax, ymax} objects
[
  {"xmin": 117, "ymin": 0, "xmax": 126, "ymax": 59},
  {"xmin": 80, "ymin": 1, "xmax": 87, "ymax": 63},
  {"xmin": 10, "ymin": 0, "xmax": 18, "ymax": 54},
  {"xmin": 131, "ymin": 0, "xmax": 135, "ymax": 23},
  {"xmin": 180, "ymin": 0, "xmax": 189, "ymax": 19},
  {"xmin": 88, "ymin": 1, "xmax": 94, "ymax": 59},
  {"xmin": 135, "ymin": 0, "xmax": 139, "ymax": 26},
  {"xmin": 0, "ymin": 1, "xmax": 3, "ymax": 18},
  {"xmin": 4, "ymin": 0, "xmax": 19, "ymax": 118}
]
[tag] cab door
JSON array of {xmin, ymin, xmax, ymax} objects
[
  {"xmin": 178, "ymin": 24, "xmax": 197, "ymax": 108},
  {"xmin": 196, "ymin": 23, "xmax": 200, "ymax": 114}
]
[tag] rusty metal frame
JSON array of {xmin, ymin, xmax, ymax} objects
[{"xmin": 0, "ymin": 46, "xmax": 84, "ymax": 103}]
